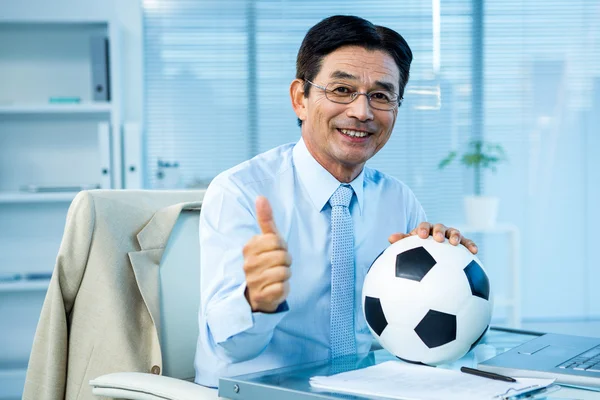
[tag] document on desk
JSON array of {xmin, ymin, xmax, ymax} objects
[{"xmin": 309, "ymin": 361, "xmax": 555, "ymax": 400}]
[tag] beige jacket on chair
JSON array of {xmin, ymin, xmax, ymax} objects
[{"xmin": 23, "ymin": 189, "xmax": 204, "ymax": 400}]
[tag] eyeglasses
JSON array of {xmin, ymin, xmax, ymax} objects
[{"xmin": 305, "ymin": 80, "xmax": 401, "ymax": 111}]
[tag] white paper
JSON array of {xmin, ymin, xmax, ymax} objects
[{"xmin": 309, "ymin": 361, "xmax": 555, "ymax": 400}]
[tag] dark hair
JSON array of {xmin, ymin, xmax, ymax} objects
[{"xmin": 295, "ymin": 15, "xmax": 413, "ymax": 126}]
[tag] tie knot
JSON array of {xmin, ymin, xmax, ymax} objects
[{"xmin": 329, "ymin": 184, "xmax": 354, "ymax": 208}]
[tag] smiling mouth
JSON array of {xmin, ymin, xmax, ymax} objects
[{"xmin": 338, "ymin": 128, "xmax": 371, "ymax": 138}]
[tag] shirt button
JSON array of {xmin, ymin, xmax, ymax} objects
[{"xmin": 151, "ymin": 365, "xmax": 161, "ymax": 375}]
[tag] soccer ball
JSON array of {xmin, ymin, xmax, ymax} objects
[{"xmin": 362, "ymin": 235, "xmax": 493, "ymax": 365}]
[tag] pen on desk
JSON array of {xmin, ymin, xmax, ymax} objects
[{"xmin": 460, "ymin": 366, "xmax": 517, "ymax": 382}]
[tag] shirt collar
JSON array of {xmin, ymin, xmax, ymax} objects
[{"xmin": 293, "ymin": 137, "xmax": 364, "ymax": 215}]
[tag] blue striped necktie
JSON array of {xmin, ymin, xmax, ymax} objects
[{"xmin": 329, "ymin": 184, "xmax": 356, "ymax": 358}]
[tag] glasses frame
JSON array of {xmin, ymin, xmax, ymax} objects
[{"xmin": 305, "ymin": 80, "xmax": 402, "ymax": 111}]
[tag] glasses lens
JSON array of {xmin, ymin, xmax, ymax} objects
[
  {"xmin": 325, "ymin": 83, "xmax": 355, "ymax": 104},
  {"xmin": 369, "ymin": 91, "xmax": 397, "ymax": 110}
]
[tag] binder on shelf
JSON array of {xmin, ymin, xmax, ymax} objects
[
  {"xmin": 90, "ymin": 36, "xmax": 111, "ymax": 102},
  {"xmin": 123, "ymin": 122, "xmax": 143, "ymax": 189},
  {"xmin": 97, "ymin": 122, "xmax": 112, "ymax": 189}
]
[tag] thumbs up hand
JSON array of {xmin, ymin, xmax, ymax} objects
[{"xmin": 242, "ymin": 196, "xmax": 292, "ymax": 313}]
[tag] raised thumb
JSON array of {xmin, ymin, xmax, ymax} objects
[{"xmin": 255, "ymin": 196, "xmax": 278, "ymax": 234}]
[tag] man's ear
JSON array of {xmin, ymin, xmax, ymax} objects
[{"xmin": 290, "ymin": 79, "xmax": 307, "ymax": 123}]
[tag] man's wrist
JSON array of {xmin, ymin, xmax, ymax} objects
[{"xmin": 245, "ymin": 286, "xmax": 287, "ymax": 314}]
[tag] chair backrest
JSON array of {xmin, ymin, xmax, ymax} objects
[{"xmin": 159, "ymin": 209, "xmax": 201, "ymax": 380}]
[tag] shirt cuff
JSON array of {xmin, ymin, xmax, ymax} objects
[{"xmin": 206, "ymin": 283, "xmax": 289, "ymax": 344}]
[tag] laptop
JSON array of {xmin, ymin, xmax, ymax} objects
[{"xmin": 478, "ymin": 333, "xmax": 600, "ymax": 387}]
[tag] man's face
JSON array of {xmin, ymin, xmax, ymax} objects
[{"xmin": 292, "ymin": 46, "xmax": 401, "ymax": 182}]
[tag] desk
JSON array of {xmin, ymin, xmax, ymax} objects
[{"xmin": 219, "ymin": 327, "xmax": 600, "ymax": 400}]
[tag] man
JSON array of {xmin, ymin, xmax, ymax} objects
[{"xmin": 194, "ymin": 15, "xmax": 478, "ymax": 387}]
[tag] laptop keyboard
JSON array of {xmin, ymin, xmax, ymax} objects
[{"xmin": 557, "ymin": 345, "xmax": 600, "ymax": 372}]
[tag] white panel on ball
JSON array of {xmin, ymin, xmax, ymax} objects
[
  {"xmin": 379, "ymin": 324, "xmax": 429, "ymax": 362},
  {"xmin": 381, "ymin": 286, "xmax": 430, "ymax": 329},
  {"xmin": 420, "ymin": 260, "xmax": 473, "ymax": 315}
]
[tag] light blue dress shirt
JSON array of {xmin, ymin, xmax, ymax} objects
[{"xmin": 194, "ymin": 138, "xmax": 426, "ymax": 387}]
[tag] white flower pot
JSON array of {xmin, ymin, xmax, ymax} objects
[{"xmin": 464, "ymin": 195, "xmax": 499, "ymax": 228}]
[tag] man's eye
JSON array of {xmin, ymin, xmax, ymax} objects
[
  {"xmin": 331, "ymin": 86, "xmax": 353, "ymax": 95},
  {"xmin": 371, "ymin": 92, "xmax": 392, "ymax": 102}
]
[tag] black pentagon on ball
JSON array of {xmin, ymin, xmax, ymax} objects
[
  {"xmin": 414, "ymin": 310, "xmax": 457, "ymax": 348},
  {"xmin": 364, "ymin": 296, "xmax": 388, "ymax": 336},
  {"xmin": 463, "ymin": 260, "xmax": 490, "ymax": 300},
  {"xmin": 395, "ymin": 246, "xmax": 437, "ymax": 282}
]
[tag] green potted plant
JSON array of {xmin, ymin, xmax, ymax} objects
[{"xmin": 439, "ymin": 140, "xmax": 507, "ymax": 228}]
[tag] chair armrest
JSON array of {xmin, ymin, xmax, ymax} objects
[{"xmin": 90, "ymin": 372, "xmax": 218, "ymax": 400}]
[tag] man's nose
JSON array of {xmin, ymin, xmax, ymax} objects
[{"xmin": 346, "ymin": 93, "xmax": 374, "ymax": 122}]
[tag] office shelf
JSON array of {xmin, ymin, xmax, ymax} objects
[
  {"xmin": 0, "ymin": 16, "xmax": 123, "ymax": 400},
  {"xmin": 0, "ymin": 102, "xmax": 112, "ymax": 115},
  {"xmin": 0, "ymin": 279, "xmax": 50, "ymax": 293},
  {"xmin": 0, "ymin": 191, "xmax": 78, "ymax": 204}
]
